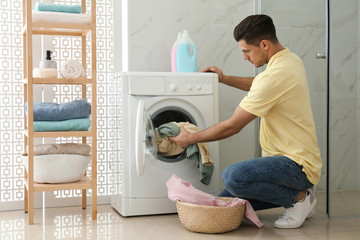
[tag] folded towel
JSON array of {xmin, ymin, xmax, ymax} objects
[
  {"xmin": 157, "ymin": 122, "xmax": 214, "ymax": 185},
  {"xmin": 61, "ymin": 60, "xmax": 85, "ymax": 78},
  {"xmin": 25, "ymin": 99, "xmax": 91, "ymax": 121},
  {"xmin": 33, "ymin": 143, "xmax": 91, "ymax": 156},
  {"xmin": 32, "ymin": 118, "xmax": 91, "ymax": 132},
  {"xmin": 166, "ymin": 174, "xmax": 264, "ymax": 228},
  {"xmin": 34, "ymin": 2, "xmax": 82, "ymax": 14},
  {"xmin": 32, "ymin": 12, "xmax": 91, "ymax": 25}
]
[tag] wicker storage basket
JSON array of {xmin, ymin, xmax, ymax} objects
[{"xmin": 176, "ymin": 197, "xmax": 245, "ymax": 234}]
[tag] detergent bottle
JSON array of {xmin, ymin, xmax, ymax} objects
[
  {"xmin": 176, "ymin": 30, "xmax": 197, "ymax": 72},
  {"xmin": 171, "ymin": 32, "xmax": 182, "ymax": 72}
]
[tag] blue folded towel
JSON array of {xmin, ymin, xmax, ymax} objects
[
  {"xmin": 25, "ymin": 99, "xmax": 91, "ymax": 121},
  {"xmin": 34, "ymin": 2, "xmax": 82, "ymax": 14},
  {"xmin": 32, "ymin": 118, "xmax": 91, "ymax": 132}
]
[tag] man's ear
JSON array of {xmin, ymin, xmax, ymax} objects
[{"xmin": 260, "ymin": 40, "xmax": 270, "ymax": 50}]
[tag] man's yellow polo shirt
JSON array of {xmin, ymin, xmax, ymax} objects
[{"xmin": 240, "ymin": 48, "xmax": 322, "ymax": 185}]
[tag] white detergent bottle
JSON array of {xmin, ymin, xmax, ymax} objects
[
  {"xmin": 33, "ymin": 50, "xmax": 58, "ymax": 78},
  {"xmin": 171, "ymin": 32, "xmax": 182, "ymax": 72},
  {"xmin": 176, "ymin": 30, "xmax": 197, "ymax": 72}
]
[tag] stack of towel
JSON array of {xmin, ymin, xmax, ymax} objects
[
  {"xmin": 25, "ymin": 99, "xmax": 91, "ymax": 132},
  {"xmin": 24, "ymin": 143, "xmax": 91, "ymax": 183}
]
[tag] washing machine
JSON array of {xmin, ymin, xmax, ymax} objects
[{"xmin": 110, "ymin": 72, "xmax": 219, "ymax": 216}]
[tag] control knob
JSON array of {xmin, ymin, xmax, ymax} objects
[{"xmin": 170, "ymin": 84, "xmax": 177, "ymax": 92}]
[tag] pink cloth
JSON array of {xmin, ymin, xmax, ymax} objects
[{"xmin": 166, "ymin": 174, "xmax": 264, "ymax": 228}]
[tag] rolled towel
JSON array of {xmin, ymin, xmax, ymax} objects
[
  {"xmin": 34, "ymin": 2, "xmax": 82, "ymax": 14},
  {"xmin": 61, "ymin": 60, "xmax": 85, "ymax": 78}
]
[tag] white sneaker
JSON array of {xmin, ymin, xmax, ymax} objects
[
  {"xmin": 306, "ymin": 186, "xmax": 317, "ymax": 219},
  {"xmin": 274, "ymin": 193, "xmax": 317, "ymax": 229},
  {"xmin": 306, "ymin": 204, "xmax": 316, "ymax": 219}
]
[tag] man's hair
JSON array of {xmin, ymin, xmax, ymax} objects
[{"xmin": 234, "ymin": 14, "xmax": 279, "ymax": 46}]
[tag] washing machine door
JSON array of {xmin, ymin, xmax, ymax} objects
[{"xmin": 135, "ymin": 99, "xmax": 158, "ymax": 176}]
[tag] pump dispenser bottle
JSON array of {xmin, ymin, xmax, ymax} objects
[{"xmin": 33, "ymin": 50, "xmax": 58, "ymax": 78}]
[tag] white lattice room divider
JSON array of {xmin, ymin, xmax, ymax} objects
[
  {"xmin": 0, "ymin": 0, "xmax": 26, "ymax": 204},
  {"xmin": 0, "ymin": 0, "xmax": 118, "ymax": 208}
]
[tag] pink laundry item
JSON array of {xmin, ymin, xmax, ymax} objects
[{"xmin": 166, "ymin": 174, "xmax": 264, "ymax": 228}]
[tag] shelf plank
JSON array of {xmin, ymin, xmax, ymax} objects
[
  {"xmin": 23, "ymin": 22, "xmax": 91, "ymax": 36},
  {"xmin": 24, "ymin": 78, "xmax": 93, "ymax": 85},
  {"xmin": 24, "ymin": 176, "xmax": 93, "ymax": 192},
  {"xmin": 24, "ymin": 129, "xmax": 92, "ymax": 138}
]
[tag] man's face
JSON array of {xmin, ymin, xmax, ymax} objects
[{"xmin": 238, "ymin": 39, "xmax": 267, "ymax": 68}]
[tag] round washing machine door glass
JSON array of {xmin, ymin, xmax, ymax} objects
[
  {"xmin": 151, "ymin": 107, "xmax": 196, "ymax": 163},
  {"xmin": 135, "ymin": 100, "xmax": 158, "ymax": 176}
]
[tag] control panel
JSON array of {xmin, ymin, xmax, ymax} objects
[
  {"xmin": 127, "ymin": 72, "xmax": 216, "ymax": 96},
  {"xmin": 165, "ymin": 75, "xmax": 214, "ymax": 95}
]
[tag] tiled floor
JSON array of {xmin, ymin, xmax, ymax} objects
[{"xmin": 1, "ymin": 204, "xmax": 360, "ymax": 240}]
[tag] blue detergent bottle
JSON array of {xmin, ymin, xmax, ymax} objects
[{"xmin": 176, "ymin": 30, "xmax": 197, "ymax": 72}]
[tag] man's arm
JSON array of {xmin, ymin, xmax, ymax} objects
[
  {"xmin": 221, "ymin": 75, "xmax": 254, "ymax": 91},
  {"xmin": 169, "ymin": 106, "xmax": 257, "ymax": 148},
  {"xmin": 202, "ymin": 66, "xmax": 254, "ymax": 91}
]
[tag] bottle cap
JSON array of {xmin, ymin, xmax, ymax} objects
[
  {"xmin": 46, "ymin": 50, "xmax": 52, "ymax": 60},
  {"xmin": 40, "ymin": 50, "xmax": 57, "ymax": 69}
]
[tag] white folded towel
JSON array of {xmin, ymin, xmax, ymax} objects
[
  {"xmin": 32, "ymin": 12, "xmax": 91, "ymax": 25},
  {"xmin": 61, "ymin": 60, "xmax": 85, "ymax": 78}
]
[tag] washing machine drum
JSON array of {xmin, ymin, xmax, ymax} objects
[{"xmin": 151, "ymin": 108, "xmax": 196, "ymax": 163}]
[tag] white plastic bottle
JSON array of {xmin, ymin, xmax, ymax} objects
[
  {"xmin": 176, "ymin": 30, "xmax": 197, "ymax": 72},
  {"xmin": 171, "ymin": 32, "xmax": 182, "ymax": 72},
  {"xmin": 33, "ymin": 50, "xmax": 58, "ymax": 78}
]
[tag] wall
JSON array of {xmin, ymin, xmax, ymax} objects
[{"xmin": 115, "ymin": 0, "xmax": 256, "ymax": 190}]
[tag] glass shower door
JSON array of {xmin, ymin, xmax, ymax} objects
[
  {"xmin": 260, "ymin": 0, "xmax": 360, "ymax": 218},
  {"xmin": 259, "ymin": 0, "xmax": 328, "ymax": 214},
  {"xmin": 328, "ymin": 0, "xmax": 360, "ymax": 218}
]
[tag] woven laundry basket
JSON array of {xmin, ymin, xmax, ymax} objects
[{"xmin": 176, "ymin": 197, "xmax": 245, "ymax": 234}]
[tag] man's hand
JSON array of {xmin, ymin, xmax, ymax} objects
[
  {"xmin": 169, "ymin": 126, "xmax": 193, "ymax": 148},
  {"xmin": 201, "ymin": 66, "xmax": 224, "ymax": 83}
]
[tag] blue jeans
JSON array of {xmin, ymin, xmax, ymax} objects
[{"xmin": 219, "ymin": 155, "xmax": 313, "ymax": 210}]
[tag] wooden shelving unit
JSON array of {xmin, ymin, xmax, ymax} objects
[{"xmin": 22, "ymin": 0, "xmax": 97, "ymax": 224}]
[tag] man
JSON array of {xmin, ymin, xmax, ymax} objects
[{"xmin": 169, "ymin": 14, "xmax": 322, "ymax": 229}]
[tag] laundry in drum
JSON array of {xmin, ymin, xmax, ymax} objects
[
  {"xmin": 155, "ymin": 125, "xmax": 185, "ymax": 157},
  {"xmin": 156, "ymin": 122, "xmax": 214, "ymax": 185}
]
